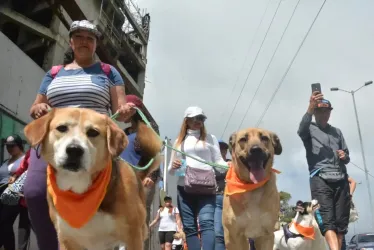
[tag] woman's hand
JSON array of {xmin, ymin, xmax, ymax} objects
[
  {"xmin": 172, "ymin": 160, "xmax": 182, "ymax": 170},
  {"xmin": 116, "ymin": 102, "xmax": 136, "ymax": 121},
  {"xmin": 142, "ymin": 177, "xmax": 154, "ymax": 188},
  {"xmin": 8, "ymin": 176, "xmax": 17, "ymax": 184},
  {"xmin": 31, "ymin": 103, "xmax": 51, "ymax": 119}
]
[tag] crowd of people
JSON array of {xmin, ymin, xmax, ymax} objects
[{"xmin": 0, "ymin": 19, "xmax": 358, "ymax": 250}]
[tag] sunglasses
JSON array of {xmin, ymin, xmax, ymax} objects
[
  {"xmin": 190, "ymin": 116, "xmax": 206, "ymax": 122},
  {"xmin": 6, "ymin": 144, "xmax": 16, "ymax": 149}
]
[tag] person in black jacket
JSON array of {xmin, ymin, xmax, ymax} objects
[{"xmin": 298, "ymin": 91, "xmax": 351, "ymax": 250}]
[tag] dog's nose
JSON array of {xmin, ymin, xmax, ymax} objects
[
  {"xmin": 66, "ymin": 144, "xmax": 84, "ymax": 158},
  {"xmin": 250, "ymin": 146, "xmax": 263, "ymax": 155}
]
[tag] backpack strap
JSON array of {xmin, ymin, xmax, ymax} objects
[
  {"xmin": 100, "ymin": 62, "xmax": 111, "ymax": 77},
  {"xmin": 51, "ymin": 65, "xmax": 64, "ymax": 79}
]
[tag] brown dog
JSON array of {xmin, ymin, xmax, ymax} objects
[
  {"xmin": 222, "ymin": 128, "xmax": 282, "ymax": 250},
  {"xmin": 24, "ymin": 108, "xmax": 161, "ymax": 250}
]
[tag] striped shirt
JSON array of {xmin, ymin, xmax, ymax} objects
[{"xmin": 38, "ymin": 62, "xmax": 124, "ymax": 115}]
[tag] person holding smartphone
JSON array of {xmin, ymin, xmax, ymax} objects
[{"xmin": 298, "ymin": 90, "xmax": 351, "ymax": 250}]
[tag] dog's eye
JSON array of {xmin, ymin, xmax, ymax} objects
[
  {"xmin": 87, "ymin": 129, "xmax": 100, "ymax": 137},
  {"xmin": 261, "ymin": 136, "xmax": 269, "ymax": 142},
  {"xmin": 56, "ymin": 125, "xmax": 68, "ymax": 133},
  {"xmin": 239, "ymin": 137, "xmax": 247, "ymax": 143}
]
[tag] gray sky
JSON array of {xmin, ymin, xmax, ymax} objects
[{"xmin": 138, "ymin": 0, "xmax": 374, "ymax": 240}]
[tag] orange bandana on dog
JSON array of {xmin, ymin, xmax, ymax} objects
[
  {"xmin": 46, "ymin": 161, "xmax": 112, "ymax": 228},
  {"xmin": 224, "ymin": 163, "xmax": 280, "ymax": 196},
  {"xmin": 292, "ymin": 220, "xmax": 315, "ymax": 240}
]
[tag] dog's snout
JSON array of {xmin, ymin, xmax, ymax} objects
[
  {"xmin": 66, "ymin": 144, "xmax": 84, "ymax": 158},
  {"xmin": 250, "ymin": 146, "xmax": 263, "ymax": 155}
]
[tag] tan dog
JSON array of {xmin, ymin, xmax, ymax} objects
[
  {"xmin": 223, "ymin": 128, "xmax": 282, "ymax": 250},
  {"xmin": 24, "ymin": 108, "xmax": 161, "ymax": 250}
]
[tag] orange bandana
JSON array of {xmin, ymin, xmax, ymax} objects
[
  {"xmin": 224, "ymin": 163, "xmax": 281, "ymax": 196},
  {"xmin": 293, "ymin": 220, "xmax": 315, "ymax": 240},
  {"xmin": 46, "ymin": 161, "xmax": 112, "ymax": 228}
]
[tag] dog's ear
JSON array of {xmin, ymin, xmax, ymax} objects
[
  {"xmin": 24, "ymin": 110, "xmax": 54, "ymax": 147},
  {"xmin": 229, "ymin": 132, "xmax": 236, "ymax": 153},
  {"xmin": 270, "ymin": 132, "xmax": 282, "ymax": 155},
  {"xmin": 107, "ymin": 118, "xmax": 128, "ymax": 157}
]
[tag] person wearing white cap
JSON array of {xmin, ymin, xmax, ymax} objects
[
  {"xmin": 168, "ymin": 106, "xmax": 228, "ymax": 250},
  {"xmin": 25, "ymin": 20, "xmax": 136, "ymax": 250}
]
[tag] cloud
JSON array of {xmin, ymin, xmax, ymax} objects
[{"xmin": 138, "ymin": 0, "xmax": 374, "ymax": 238}]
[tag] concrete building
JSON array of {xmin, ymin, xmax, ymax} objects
[{"xmin": 0, "ymin": 0, "xmax": 161, "ymax": 249}]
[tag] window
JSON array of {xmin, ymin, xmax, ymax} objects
[
  {"xmin": 358, "ymin": 234, "xmax": 374, "ymax": 243},
  {"xmin": 350, "ymin": 235, "xmax": 357, "ymax": 244},
  {"xmin": 0, "ymin": 109, "xmax": 29, "ymax": 162}
]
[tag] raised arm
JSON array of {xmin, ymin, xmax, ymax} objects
[{"xmin": 297, "ymin": 92, "xmax": 324, "ymax": 140}]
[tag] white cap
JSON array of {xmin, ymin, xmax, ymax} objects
[
  {"xmin": 69, "ymin": 20, "xmax": 101, "ymax": 38},
  {"xmin": 184, "ymin": 106, "xmax": 207, "ymax": 118}
]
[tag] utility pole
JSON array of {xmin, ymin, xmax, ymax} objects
[{"xmin": 331, "ymin": 81, "xmax": 374, "ymax": 228}]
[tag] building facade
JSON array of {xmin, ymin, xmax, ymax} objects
[
  {"xmin": 0, "ymin": 0, "xmax": 157, "ymax": 160},
  {"xmin": 0, "ymin": 0, "xmax": 161, "ymax": 249}
]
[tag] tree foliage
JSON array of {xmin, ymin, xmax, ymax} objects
[{"xmin": 279, "ymin": 191, "xmax": 296, "ymax": 224}]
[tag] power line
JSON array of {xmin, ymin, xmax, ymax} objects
[
  {"xmin": 220, "ymin": 0, "xmax": 283, "ymax": 139},
  {"xmin": 255, "ymin": 0, "xmax": 327, "ymax": 127},
  {"xmin": 350, "ymin": 161, "xmax": 374, "ymax": 179},
  {"xmin": 218, "ymin": 0, "xmax": 272, "ymax": 127},
  {"xmin": 237, "ymin": 0, "xmax": 302, "ymax": 130}
]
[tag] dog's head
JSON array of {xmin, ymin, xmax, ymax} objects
[
  {"xmin": 293, "ymin": 199, "xmax": 320, "ymax": 215},
  {"xmin": 173, "ymin": 231, "xmax": 186, "ymax": 241},
  {"xmin": 229, "ymin": 128, "xmax": 282, "ymax": 183},
  {"xmin": 24, "ymin": 108, "xmax": 127, "ymax": 175}
]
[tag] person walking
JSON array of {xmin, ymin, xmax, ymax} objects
[
  {"xmin": 341, "ymin": 176, "xmax": 357, "ymax": 250},
  {"xmin": 24, "ymin": 20, "xmax": 135, "ymax": 250},
  {"xmin": 0, "ymin": 135, "xmax": 26, "ymax": 250},
  {"xmin": 168, "ymin": 106, "xmax": 228, "ymax": 250},
  {"xmin": 149, "ymin": 196, "xmax": 183, "ymax": 250},
  {"xmin": 119, "ymin": 94, "xmax": 161, "ymax": 250},
  {"xmin": 214, "ymin": 140, "xmax": 230, "ymax": 250},
  {"xmin": 298, "ymin": 91, "xmax": 351, "ymax": 250}
]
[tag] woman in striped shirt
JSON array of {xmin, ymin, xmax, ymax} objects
[{"xmin": 24, "ymin": 20, "xmax": 135, "ymax": 250}]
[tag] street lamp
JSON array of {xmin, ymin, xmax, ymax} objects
[{"xmin": 331, "ymin": 80, "xmax": 374, "ymax": 228}]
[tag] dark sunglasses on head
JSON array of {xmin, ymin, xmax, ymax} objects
[
  {"xmin": 6, "ymin": 144, "xmax": 16, "ymax": 148},
  {"xmin": 191, "ymin": 115, "xmax": 206, "ymax": 122}
]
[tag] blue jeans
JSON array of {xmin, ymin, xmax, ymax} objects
[
  {"xmin": 177, "ymin": 186, "xmax": 215, "ymax": 250},
  {"xmin": 214, "ymin": 194, "xmax": 225, "ymax": 250}
]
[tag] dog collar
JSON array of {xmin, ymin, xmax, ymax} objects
[
  {"xmin": 224, "ymin": 162, "xmax": 280, "ymax": 196},
  {"xmin": 47, "ymin": 160, "xmax": 112, "ymax": 228}
]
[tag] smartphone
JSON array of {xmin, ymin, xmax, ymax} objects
[{"xmin": 311, "ymin": 83, "xmax": 322, "ymax": 93}]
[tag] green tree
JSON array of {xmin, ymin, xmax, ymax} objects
[{"xmin": 279, "ymin": 191, "xmax": 295, "ymax": 224}]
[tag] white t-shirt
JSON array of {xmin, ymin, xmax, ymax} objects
[
  {"xmin": 158, "ymin": 206, "xmax": 179, "ymax": 232},
  {"xmin": 168, "ymin": 130, "xmax": 228, "ymax": 186}
]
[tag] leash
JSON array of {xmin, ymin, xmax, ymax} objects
[
  {"xmin": 38, "ymin": 107, "xmax": 228, "ymax": 171},
  {"xmin": 111, "ymin": 107, "xmax": 228, "ymax": 170}
]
